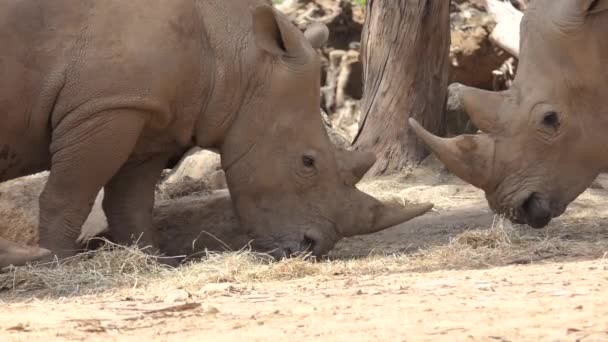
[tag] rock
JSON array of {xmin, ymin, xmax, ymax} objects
[
  {"xmin": 0, "ymin": 173, "xmax": 109, "ymax": 246},
  {"xmin": 0, "ymin": 173, "xmax": 47, "ymax": 246},
  {"xmin": 157, "ymin": 148, "xmax": 227, "ymax": 200},
  {"xmin": 163, "ymin": 289, "xmax": 191, "ymax": 303},
  {"xmin": 154, "ymin": 190, "xmax": 248, "ymax": 258},
  {"xmin": 200, "ymin": 283, "xmax": 238, "ymax": 296}
]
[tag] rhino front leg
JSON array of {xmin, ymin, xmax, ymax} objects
[
  {"xmin": 39, "ymin": 111, "xmax": 146, "ymax": 260},
  {"xmin": 0, "ymin": 237, "xmax": 51, "ymax": 268},
  {"xmin": 102, "ymin": 154, "xmax": 169, "ymax": 255}
]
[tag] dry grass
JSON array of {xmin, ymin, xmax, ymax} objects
[
  {"xmin": 0, "ymin": 242, "xmax": 172, "ymax": 297},
  {"xmin": 0, "ymin": 216, "xmax": 593, "ymax": 300}
]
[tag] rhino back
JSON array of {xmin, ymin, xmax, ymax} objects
[
  {"xmin": 43, "ymin": 0, "xmax": 209, "ymax": 138},
  {"xmin": 0, "ymin": 0, "xmax": 212, "ymax": 179}
]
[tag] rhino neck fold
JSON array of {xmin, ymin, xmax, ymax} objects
[
  {"xmin": 192, "ymin": 0, "xmax": 260, "ymax": 150},
  {"xmin": 193, "ymin": 49, "xmax": 255, "ymax": 150}
]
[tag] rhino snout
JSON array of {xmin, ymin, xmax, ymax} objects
[
  {"xmin": 520, "ymin": 192, "xmax": 552, "ymax": 229},
  {"xmin": 265, "ymin": 230, "xmax": 332, "ymax": 260}
]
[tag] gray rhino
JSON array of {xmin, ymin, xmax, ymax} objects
[
  {"xmin": 0, "ymin": 0, "xmax": 432, "ymax": 267},
  {"xmin": 411, "ymin": 0, "xmax": 608, "ymax": 228},
  {"xmin": 0, "ymin": 237, "xmax": 51, "ymax": 268}
]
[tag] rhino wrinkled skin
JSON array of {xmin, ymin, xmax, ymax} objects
[
  {"xmin": 0, "ymin": 0, "xmax": 432, "ymax": 267},
  {"xmin": 411, "ymin": 0, "xmax": 608, "ymax": 228}
]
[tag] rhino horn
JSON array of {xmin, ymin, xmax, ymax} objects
[
  {"xmin": 341, "ymin": 190, "xmax": 434, "ymax": 237},
  {"xmin": 458, "ymin": 84, "xmax": 505, "ymax": 133},
  {"xmin": 409, "ymin": 118, "xmax": 495, "ymax": 190},
  {"xmin": 337, "ymin": 150, "xmax": 376, "ymax": 185}
]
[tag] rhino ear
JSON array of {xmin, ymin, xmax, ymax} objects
[
  {"xmin": 573, "ymin": 0, "xmax": 608, "ymax": 14},
  {"xmin": 252, "ymin": 5, "xmax": 307, "ymax": 57},
  {"xmin": 553, "ymin": 0, "xmax": 608, "ymax": 30},
  {"xmin": 587, "ymin": 0, "xmax": 608, "ymax": 14}
]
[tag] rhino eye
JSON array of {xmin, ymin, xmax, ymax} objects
[
  {"xmin": 302, "ymin": 155, "xmax": 315, "ymax": 168},
  {"xmin": 542, "ymin": 112, "xmax": 560, "ymax": 128}
]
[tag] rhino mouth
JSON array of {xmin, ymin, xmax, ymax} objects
[
  {"xmin": 252, "ymin": 226, "xmax": 338, "ymax": 260},
  {"xmin": 489, "ymin": 191, "xmax": 554, "ymax": 229},
  {"xmin": 510, "ymin": 192, "xmax": 554, "ymax": 229}
]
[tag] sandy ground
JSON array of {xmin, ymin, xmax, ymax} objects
[
  {"xmin": 1, "ymin": 160, "xmax": 608, "ymax": 341},
  {"xmin": 1, "ymin": 260, "xmax": 607, "ymax": 341}
]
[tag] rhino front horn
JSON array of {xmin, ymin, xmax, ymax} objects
[
  {"xmin": 341, "ymin": 190, "xmax": 434, "ymax": 237},
  {"xmin": 408, "ymin": 118, "xmax": 495, "ymax": 190},
  {"xmin": 367, "ymin": 201, "xmax": 434, "ymax": 236}
]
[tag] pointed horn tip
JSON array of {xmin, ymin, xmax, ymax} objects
[
  {"xmin": 408, "ymin": 118, "xmax": 420, "ymax": 129},
  {"xmin": 409, "ymin": 202, "xmax": 434, "ymax": 217},
  {"xmin": 408, "ymin": 118, "xmax": 429, "ymax": 137},
  {"xmin": 408, "ymin": 118, "xmax": 439, "ymax": 148}
]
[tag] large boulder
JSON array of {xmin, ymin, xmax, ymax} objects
[{"xmin": 157, "ymin": 148, "xmax": 227, "ymax": 201}]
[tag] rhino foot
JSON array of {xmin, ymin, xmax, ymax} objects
[{"xmin": 0, "ymin": 237, "xmax": 52, "ymax": 268}]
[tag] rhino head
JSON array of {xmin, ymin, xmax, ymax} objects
[
  {"xmin": 410, "ymin": 0, "xmax": 608, "ymax": 228},
  {"xmin": 218, "ymin": 6, "xmax": 433, "ymax": 258}
]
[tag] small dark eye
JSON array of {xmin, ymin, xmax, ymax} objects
[
  {"xmin": 302, "ymin": 155, "xmax": 315, "ymax": 168},
  {"xmin": 542, "ymin": 111, "xmax": 560, "ymax": 128}
]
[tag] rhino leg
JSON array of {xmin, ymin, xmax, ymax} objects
[
  {"xmin": 0, "ymin": 237, "xmax": 51, "ymax": 268},
  {"xmin": 102, "ymin": 154, "xmax": 168, "ymax": 257},
  {"xmin": 38, "ymin": 111, "xmax": 146, "ymax": 260}
]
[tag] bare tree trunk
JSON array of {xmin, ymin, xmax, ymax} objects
[{"xmin": 353, "ymin": 0, "xmax": 450, "ymax": 176}]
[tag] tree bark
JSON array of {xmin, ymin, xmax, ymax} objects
[{"xmin": 353, "ymin": 0, "xmax": 450, "ymax": 176}]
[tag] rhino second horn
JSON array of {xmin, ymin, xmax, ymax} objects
[
  {"xmin": 338, "ymin": 150, "xmax": 376, "ymax": 185},
  {"xmin": 408, "ymin": 118, "xmax": 495, "ymax": 190},
  {"xmin": 458, "ymin": 84, "xmax": 505, "ymax": 133}
]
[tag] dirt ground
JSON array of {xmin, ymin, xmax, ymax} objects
[
  {"xmin": 1, "ymin": 260, "xmax": 607, "ymax": 342},
  {"xmin": 1, "ymin": 159, "xmax": 608, "ymax": 341}
]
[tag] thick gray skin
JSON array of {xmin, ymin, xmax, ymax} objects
[
  {"xmin": 410, "ymin": 0, "xmax": 608, "ymax": 228},
  {"xmin": 0, "ymin": 238, "xmax": 51, "ymax": 268},
  {"xmin": 0, "ymin": 0, "xmax": 432, "ymax": 265}
]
